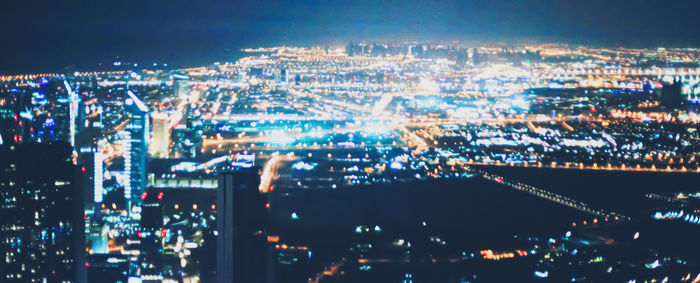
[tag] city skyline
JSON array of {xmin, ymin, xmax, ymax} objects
[
  {"xmin": 2, "ymin": 0, "xmax": 700, "ymax": 74},
  {"xmin": 2, "ymin": 1, "xmax": 700, "ymax": 282}
]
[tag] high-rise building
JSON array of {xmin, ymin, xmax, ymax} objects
[
  {"xmin": 660, "ymin": 78, "xmax": 683, "ymax": 109},
  {"xmin": 346, "ymin": 42, "xmax": 356, "ymax": 56},
  {"xmin": 0, "ymin": 142, "xmax": 86, "ymax": 282},
  {"xmin": 64, "ymin": 80, "xmax": 81, "ymax": 148},
  {"xmin": 0, "ymin": 102, "xmax": 15, "ymax": 145},
  {"xmin": 173, "ymin": 79, "xmax": 190, "ymax": 98},
  {"xmin": 275, "ymin": 69, "xmax": 287, "ymax": 84},
  {"xmin": 94, "ymin": 151, "xmax": 104, "ymax": 203},
  {"xmin": 150, "ymin": 112, "xmax": 170, "ymax": 158},
  {"xmin": 132, "ymin": 190, "xmax": 166, "ymax": 282},
  {"xmin": 124, "ymin": 90, "xmax": 149, "ymax": 206},
  {"xmin": 216, "ymin": 167, "xmax": 270, "ymax": 283}
]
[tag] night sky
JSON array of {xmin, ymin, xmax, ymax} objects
[{"xmin": 1, "ymin": 0, "xmax": 699, "ymax": 74}]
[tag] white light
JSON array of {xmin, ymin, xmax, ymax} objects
[
  {"xmin": 120, "ymin": 131, "xmax": 132, "ymax": 200},
  {"xmin": 94, "ymin": 152, "xmax": 104, "ymax": 203}
]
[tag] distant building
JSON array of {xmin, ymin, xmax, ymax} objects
[
  {"xmin": 248, "ymin": 67, "xmax": 264, "ymax": 78},
  {"xmin": 151, "ymin": 112, "xmax": 170, "ymax": 158},
  {"xmin": 0, "ymin": 142, "xmax": 86, "ymax": 282},
  {"xmin": 660, "ymin": 78, "xmax": 683, "ymax": 109},
  {"xmin": 216, "ymin": 168, "xmax": 270, "ymax": 283},
  {"xmin": 173, "ymin": 79, "xmax": 190, "ymax": 98},
  {"xmin": 346, "ymin": 42, "xmax": 356, "ymax": 56},
  {"xmin": 0, "ymin": 88, "xmax": 32, "ymax": 144},
  {"xmin": 276, "ymin": 69, "xmax": 287, "ymax": 84}
]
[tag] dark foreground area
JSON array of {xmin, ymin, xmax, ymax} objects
[{"xmin": 266, "ymin": 168, "xmax": 700, "ymax": 282}]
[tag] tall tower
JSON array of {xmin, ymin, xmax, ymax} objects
[
  {"xmin": 124, "ymin": 90, "xmax": 149, "ymax": 206},
  {"xmin": 94, "ymin": 151, "xmax": 104, "ymax": 203},
  {"xmin": 216, "ymin": 168, "xmax": 269, "ymax": 283},
  {"xmin": 64, "ymin": 80, "xmax": 80, "ymax": 148}
]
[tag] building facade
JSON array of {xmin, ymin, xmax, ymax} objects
[{"xmin": 0, "ymin": 142, "xmax": 86, "ymax": 282}]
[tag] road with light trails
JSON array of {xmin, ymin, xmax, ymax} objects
[{"xmin": 258, "ymin": 152, "xmax": 298, "ymax": 193}]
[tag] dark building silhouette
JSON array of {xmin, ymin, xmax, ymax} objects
[
  {"xmin": 216, "ymin": 167, "xmax": 270, "ymax": 283},
  {"xmin": 346, "ymin": 42, "xmax": 355, "ymax": 56},
  {"xmin": 0, "ymin": 142, "xmax": 86, "ymax": 282},
  {"xmin": 86, "ymin": 254, "xmax": 129, "ymax": 283},
  {"xmin": 139, "ymin": 191, "xmax": 164, "ymax": 230},
  {"xmin": 660, "ymin": 78, "xmax": 683, "ymax": 109}
]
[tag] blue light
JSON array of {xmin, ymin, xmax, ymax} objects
[
  {"xmin": 534, "ymin": 270, "xmax": 549, "ymax": 278},
  {"xmin": 217, "ymin": 125, "xmax": 232, "ymax": 132},
  {"xmin": 32, "ymin": 91, "xmax": 46, "ymax": 100},
  {"xmin": 43, "ymin": 117, "xmax": 55, "ymax": 128}
]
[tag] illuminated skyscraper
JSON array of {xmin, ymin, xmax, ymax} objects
[
  {"xmin": 124, "ymin": 90, "xmax": 149, "ymax": 205},
  {"xmin": 94, "ymin": 151, "xmax": 104, "ymax": 203},
  {"xmin": 64, "ymin": 80, "xmax": 80, "ymax": 148},
  {"xmin": 0, "ymin": 142, "xmax": 86, "ymax": 282},
  {"xmin": 150, "ymin": 112, "xmax": 170, "ymax": 158}
]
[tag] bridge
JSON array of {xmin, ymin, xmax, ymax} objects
[{"xmin": 478, "ymin": 170, "xmax": 630, "ymax": 220}]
